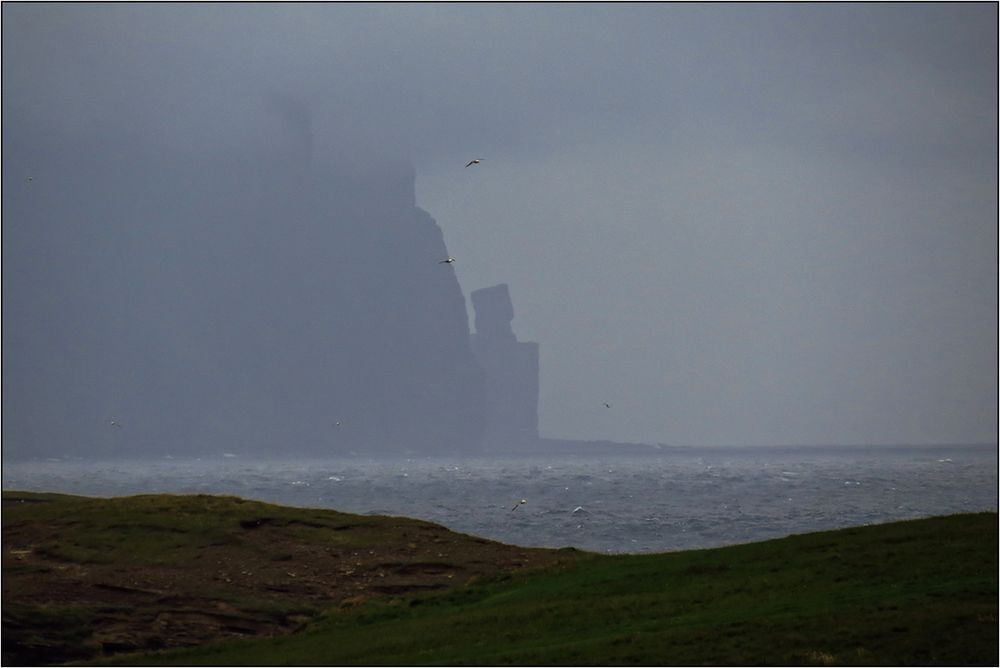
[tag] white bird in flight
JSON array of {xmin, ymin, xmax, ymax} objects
[
  {"xmin": 511, "ymin": 499, "xmax": 526, "ymax": 511},
  {"xmin": 109, "ymin": 420, "xmax": 122, "ymax": 428},
  {"xmin": 439, "ymin": 257, "xmax": 456, "ymax": 264},
  {"xmin": 465, "ymin": 158, "xmax": 483, "ymax": 168}
]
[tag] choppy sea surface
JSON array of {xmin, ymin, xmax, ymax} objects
[{"xmin": 3, "ymin": 446, "xmax": 996, "ymax": 554}]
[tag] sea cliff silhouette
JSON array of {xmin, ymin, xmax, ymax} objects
[{"xmin": 3, "ymin": 122, "xmax": 557, "ymax": 457}]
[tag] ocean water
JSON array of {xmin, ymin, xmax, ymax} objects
[{"xmin": 3, "ymin": 446, "xmax": 996, "ymax": 554}]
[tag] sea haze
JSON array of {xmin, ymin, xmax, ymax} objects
[{"xmin": 4, "ymin": 445, "xmax": 995, "ymax": 554}]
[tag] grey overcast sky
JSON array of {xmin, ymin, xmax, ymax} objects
[{"xmin": 3, "ymin": 2, "xmax": 997, "ymax": 446}]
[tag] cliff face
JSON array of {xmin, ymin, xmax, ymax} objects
[
  {"xmin": 196, "ymin": 155, "xmax": 487, "ymax": 455},
  {"xmin": 470, "ymin": 284, "xmax": 540, "ymax": 448},
  {"xmin": 3, "ymin": 139, "xmax": 486, "ymax": 457}
]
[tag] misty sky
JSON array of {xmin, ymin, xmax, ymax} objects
[{"xmin": 3, "ymin": 3, "xmax": 997, "ymax": 447}]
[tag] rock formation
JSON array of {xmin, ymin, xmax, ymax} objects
[
  {"xmin": 470, "ymin": 284, "xmax": 540, "ymax": 449},
  {"xmin": 3, "ymin": 131, "xmax": 489, "ymax": 457}
]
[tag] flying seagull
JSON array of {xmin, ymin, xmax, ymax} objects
[
  {"xmin": 109, "ymin": 420, "xmax": 122, "ymax": 428},
  {"xmin": 603, "ymin": 402, "xmax": 612, "ymax": 408},
  {"xmin": 439, "ymin": 257, "xmax": 456, "ymax": 264},
  {"xmin": 511, "ymin": 499, "xmax": 526, "ymax": 511},
  {"xmin": 465, "ymin": 159, "xmax": 482, "ymax": 168}
]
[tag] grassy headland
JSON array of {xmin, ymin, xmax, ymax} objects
[{"xmin": 2, "ymin": 491, "xmax": 995, "ymax": 666}]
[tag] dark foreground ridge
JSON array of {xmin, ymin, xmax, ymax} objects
[
  {"xmin": 2, "ymin": 491, "xmax": 569, "ymax": 665},
  {"xmin": 2, "ymin": 492, "xmax": 996, "ymax": 666}
]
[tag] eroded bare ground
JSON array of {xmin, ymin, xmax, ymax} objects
[{"xmin": 2, "ymin": 492, "xmax": 576, "ymax": 665}]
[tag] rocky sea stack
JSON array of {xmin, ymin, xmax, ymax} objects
[{"xmin": 3, "ymin": 130, "xmax": 540, "ymax": 458}]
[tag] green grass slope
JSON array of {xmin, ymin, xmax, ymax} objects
[
  {"xmin": 108, "ymin": 512, "xmax": 997, "ymax": 667},
  {"xmin": 2, "ymin": 491, "xmax": 569, "ymax": 666}
]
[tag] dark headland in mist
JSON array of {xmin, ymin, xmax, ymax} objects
[{"xmin": 3, "ymin": 118, "xmax": 563, "ymax": 459}]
